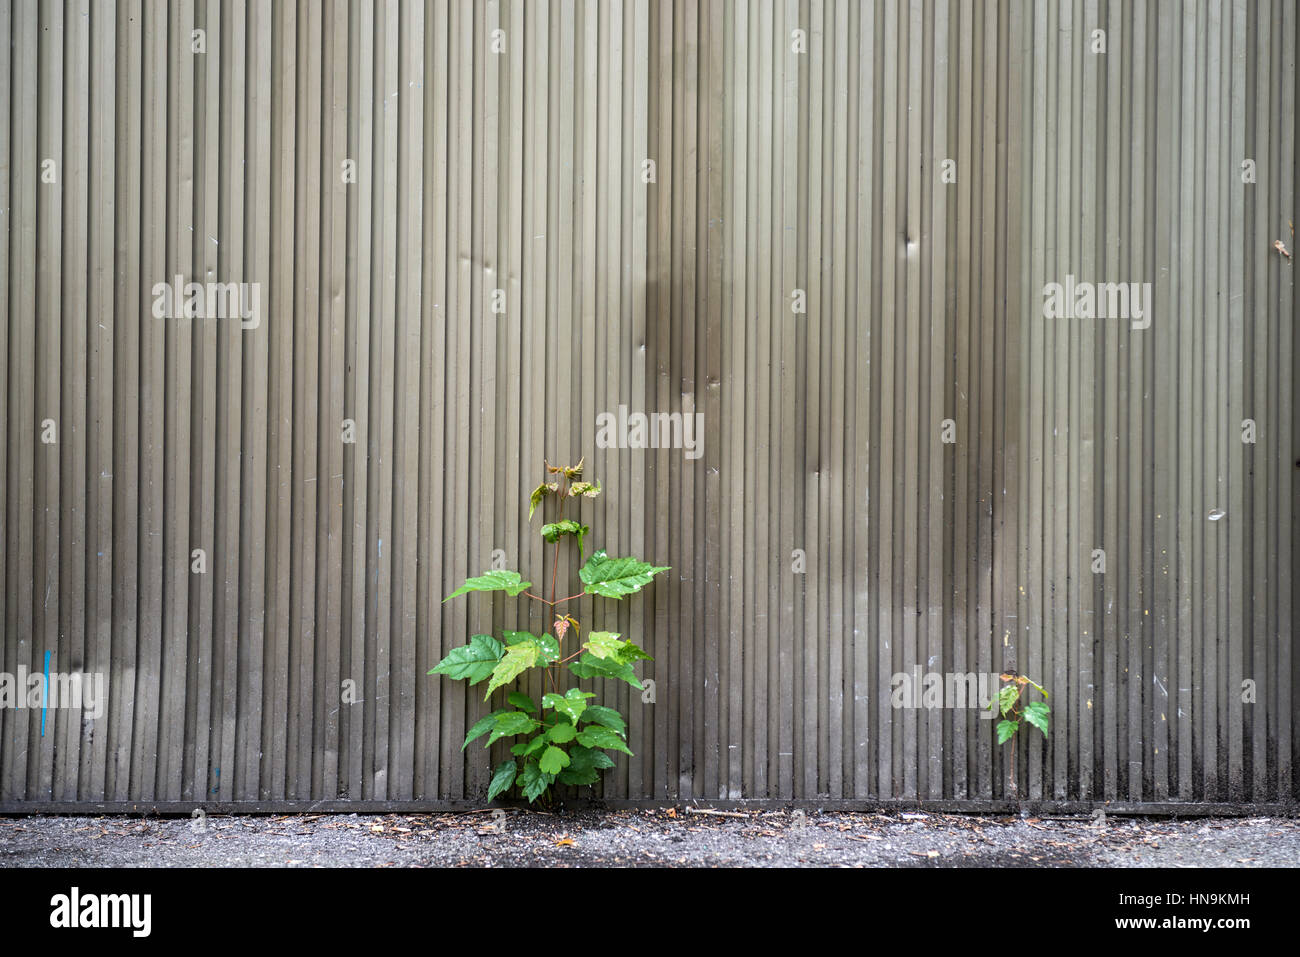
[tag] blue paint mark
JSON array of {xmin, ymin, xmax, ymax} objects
[
  {"xmin": 41, "ymin": 650, "xmax": 50, "ymax": 737},
  {"xmin": 211, "ymin": 767, "xmax": 220, "ymax": 794}
]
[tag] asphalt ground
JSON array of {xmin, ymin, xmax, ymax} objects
[{"xmin": 2, "ymin": 809, "xmax": 1298, "ymax": 868}]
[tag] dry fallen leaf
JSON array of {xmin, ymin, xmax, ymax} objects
[{"xmin": 554, "ymin": 837, "xmax": 576, "ymax": 847}]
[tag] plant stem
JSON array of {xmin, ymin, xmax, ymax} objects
[
  {"xmin": 546, "ymin": 476, "xmax": 565, "ymax": 693},
  {"xmin": 1010, "ymin": 700, "xmax": 1020, "ymax": 801},
  {"xmin": 550, "ymin": 477, "xmax": 564, "ymax": 605},
  {"xmin": 1010, "ymin": 736, "xmax": 1018, "ymax": 801}
]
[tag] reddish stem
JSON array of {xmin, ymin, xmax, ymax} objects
[{"xmin": 546, "ymin": 477, "xmax": 567, "ymax": 692}]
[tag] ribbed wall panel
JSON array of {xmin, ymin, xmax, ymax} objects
[{"xmin": 0, "ymin": 0, "xmax": 1294, "ymax": 807}]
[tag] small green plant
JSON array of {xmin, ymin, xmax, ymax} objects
[
  {"xmin": 431, "ymin": 458, "xmax": 669, "ymax": 804},
  {"xmin": 989, "ymin": 672, "xmax": 1050, "ymax": 744}
]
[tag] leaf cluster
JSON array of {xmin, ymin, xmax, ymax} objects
[
  {"xmin": 988, "ymin": 673, "xmax": 1051, "ymax": 745},
  {"xmin": 430, "ymin": 460, "xmax": 669, "ymax": 803}
]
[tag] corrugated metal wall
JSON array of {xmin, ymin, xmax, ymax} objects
[
  {"xmin": 0, "ymin": 0, "xmax": 1295, "ymax": 809},
  {"xmin": 1011, "ymin": 0, "xmax": 1296, "ymax": 804}
]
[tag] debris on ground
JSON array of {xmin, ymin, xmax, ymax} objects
[{"xmin": 1, "ymin": 810, "xmax": 1296, "ymax": 868}]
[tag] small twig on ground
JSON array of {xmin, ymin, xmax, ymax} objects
[{"xmin": 684, "ymin": 807, "xmax": 750, "ymax": 819}]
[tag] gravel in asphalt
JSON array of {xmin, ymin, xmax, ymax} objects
[{"xmin": 2, "ymin": 809, "xmax": 1298, "ymax": 868}]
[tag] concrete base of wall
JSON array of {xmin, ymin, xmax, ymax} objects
[{"xmin": 2, "ymin": 799, "xmax": 1296, "ymax": 818}]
